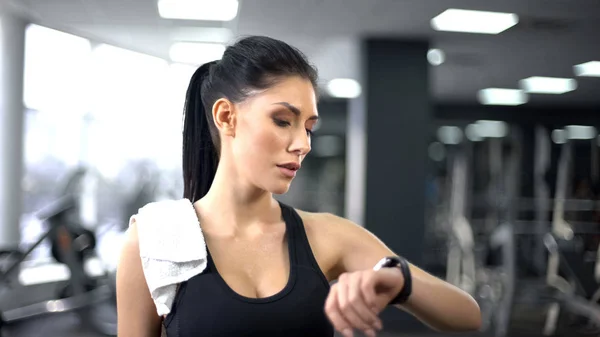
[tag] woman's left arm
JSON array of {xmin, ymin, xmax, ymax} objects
[
  {"xmin": 319, "ymin": 213, "xmax": 481, "ymax": 334},
  {"xmin": 392, "ymin": 263, "xmax": 481, "ymax": 332}
]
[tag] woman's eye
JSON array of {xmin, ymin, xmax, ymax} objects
[{"xmin": 274, "ymin": 119, "xmax": 291, "ymax": 127}]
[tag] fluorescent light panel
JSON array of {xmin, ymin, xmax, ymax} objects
[
  {"xmin": 478, "ymin": 88, "xmax": 528, "ymax": 106},
  {"xmin": 552, "ymin": 129, "xmax": 566, "ymax": 144},
  {"xmin": 574, "ymin": 61, "xmax": 600, "ymax": 77},
  {"xmin": 520, "ymin": 76, "xmax": 577, "ymax": 94},
  {"xmin": 431, "ymin": 9, "xmax": 519, "ymax": 34},
  {"xmin": 326, "ymin": 78, "xmax": 361, "ymax": 98},
  {"xmin": 475, "ymin": 120, "xmax": 509, "ymax": 138},
  {"xmin": 169, "ymin": 42, "xmax": 225, "ymax": 65},
  {"xmin": 437, "ymin": 126, "xmax": 463, "ymax": 145},
  {"xmin": 565, "ymin": 125, "xmax": 597, "ymax": 140},
  {"xmin": 169, "ymin": 27, "xmax": 233, "ymax": 44},
  {"xmin": 465, "ymin": 124, "xmax": 483, "ymax": 142},
  {"xmin": 465, "ymin": 120, "xmax": 508, "ymax": 140},
  {"xmin": 158, "ymin": 0, "xmax": 239, "ymax": 21}
]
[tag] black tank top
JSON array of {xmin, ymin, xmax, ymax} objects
[{"xmin": 163, "ymin": 202, "xmax": 334, "ymax": 337}]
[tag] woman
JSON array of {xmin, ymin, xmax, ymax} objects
[{"xmin": 116, "ymin": 36, "xmax": 481, "ymax": 337}]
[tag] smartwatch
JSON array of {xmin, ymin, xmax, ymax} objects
[{"xmin": 373, "ymin": 256, "xmax": 412, "ymax": 305}]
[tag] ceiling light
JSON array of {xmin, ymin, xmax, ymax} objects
[
  {"xmin": 465, "ymin": 121, "xmax": 508, "ymax": 140},
  {"xmin": 565, "ymin": 125, "xmax": 597, "ymax": 140},
  {"xmin": 519, "ymin": 76, "xmax": 577, "ymax": 94},
  {"xmin": 428, "ymin": 142, "xmax": 446, "ymax": 162},
  {"xmin": 465, "ymin": 124, "xmax": 483, "ymax": 142},
  {"xmin": 427, "ymin": 49, "xmax": 445, "ymax": 66},
  {"xmin": 437, "ymin": 126, "xmax": 463, "ymax": 145},
  {"xmin": 169, "ymin": 42, "xmax": 225, "ymax": 65},
  {"xmin": 551, "ymin": 129, "xmax": 566, "ymax": 144},
  {"xmin": 169, "ymin": 27, "xmax": 233, "ymax": 44},
  {"xmin": 475, "ymin": 120, "xmax": 509, "ymax": 138},
  {"xmin": 477, "ymin": 88, "xmax": 528, "ymax": 106},
  {"xmin": 326, "ymin": 78, "xmax": 361, "ymax": 98},
  {"xmin": 574, "ymin": 61, "xmax": 600, "ymax": 77},
  {"xmin": 158, "ymin": 0, "xmax": 239, "ymax": 21},
  {"xmin": 431, "ymin": 9, "xmax": 519, "ymax": 34}
]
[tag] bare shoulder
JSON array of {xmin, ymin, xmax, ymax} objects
[
  {"xmin": 294, "ymin": 210, "xmax": 343, "ymax": 280},
  {"xmin": 295, "ymin": 209, "xmax": 340, "ymax": 238},
  {"xmin": 295, "ymin": 209, "xmax": 380, "ymax": 244},
  {"xmin": 295, "ymin": 209, "xmax": 395, "ymax": 277}
]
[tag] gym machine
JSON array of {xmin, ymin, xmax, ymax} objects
[
  {"xmin": 443, "ymin": 126, "xmax": 517, "ymax": 337},
  {"xmin": 0, "ymin": 195, "xmax": 117, "ymax": 336},
  {"xmin": 538, "ymin": 127, "xmax": 600, "ymax": 336}
]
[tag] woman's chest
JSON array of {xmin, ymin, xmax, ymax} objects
[
  {"xmin": 165, "ymin": 270, "xmax": 333, "ymax": 337},
  {"xmin": 206, "ymin": 232, "xmax": 291, "ymax": 298}
]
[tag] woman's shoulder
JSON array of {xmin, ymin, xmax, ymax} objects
[
  {"xmin": 295, "ymin": 209, "xmax": 359, "ymax": 236},
  {"xmin": 293, "ymin": 209, "xmax": 370, "ymax": 279},
  {"xmin": 295, "ymin": 208, "xmax": 375, "ymax": 250},
  {"xmin": 294, "ymin": 209, "xmax": 354, "ymax": 250}
]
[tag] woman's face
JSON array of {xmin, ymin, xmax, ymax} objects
[{"xmin": 227, "ymin": 76, "xmax": 318, "ymax": 194}]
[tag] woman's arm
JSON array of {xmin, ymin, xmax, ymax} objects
[
  {"xmin": 318, "ymin": 213, "xmax": 481, "ymax": 333},
  {"xmin": 116, "ymin": 220, "xmax": 163, "ymax": 337},
  {"xmin": 393, "ymin": 264, "xmax": 481, "ymax": 332}
]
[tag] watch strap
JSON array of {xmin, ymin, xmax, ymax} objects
[
  {"xmin": 373, "ymin": 256, "xmax": 412, "ymax": 305},
  {"xmin": 389, "ymin": 256, "xmax": 412, "ymax": 305}
]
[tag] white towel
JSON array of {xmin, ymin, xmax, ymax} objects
[{"xmin": 130, "ymin": 198, "xmax": 207, "ymax": 316}]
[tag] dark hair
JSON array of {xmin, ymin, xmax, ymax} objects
[{"xmin": 182, "ymin": 36, "xmax": 318, "ymax": 202}]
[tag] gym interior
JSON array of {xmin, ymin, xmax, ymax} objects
[{"xmin": 1, "ymin": 1, "xmax": 600, "ymax": 336}]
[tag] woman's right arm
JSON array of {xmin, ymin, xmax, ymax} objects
[{"xmin": 116, "ymin": 220, "xmax": 163, "ymax": 337}]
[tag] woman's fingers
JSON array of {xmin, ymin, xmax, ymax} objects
[
  {"xmin": 325, "ymin": 272, "xmax": 384, "ymax": 337},
  {"xmin": 325, "ymin": 283, "xmax": 354, "ymax": 337}
]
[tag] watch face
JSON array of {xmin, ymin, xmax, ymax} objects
[{"xmin": 373, "ymin": 256, "xmax": 401, "ymax": 271}]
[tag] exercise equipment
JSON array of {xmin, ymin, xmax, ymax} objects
[
  {"xmin": 477, "ymin": 135, "xmax": 518, "ymax": 337},
  {"xmin": 539, "ymin": 129, "xmax": 600, "ymax": 336},
  {"xmin": 445, "ymin": 143, "xmax": 475, "ymax": 293},
  {"xmin": 443, "ymin": 127, "xmax": 517, "ymax": 337},
  {"xmin": 0, "ymin": 195, "xmax": 117, "ymax": 336}
]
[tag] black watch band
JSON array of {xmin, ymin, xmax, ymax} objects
[{"xmin": 373, "ymin": 256, "xmax": 412, "ymax": 305}]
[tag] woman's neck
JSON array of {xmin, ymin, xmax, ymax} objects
[{"xmin": 193, "ymin": 161, "xmax": 281, "ymax": 236}]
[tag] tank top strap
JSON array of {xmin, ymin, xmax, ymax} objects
[{"xmin": 278, "ymin": 202, "xmax": 325, "ymax": 276}]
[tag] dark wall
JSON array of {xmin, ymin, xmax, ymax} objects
[
  {"xmin": 362, "ymin": 39, "xmax": 432, "ymax": 333},
  {"xmin": 316, "ymin": 99, "xmax": 348, "ymax": 136}
]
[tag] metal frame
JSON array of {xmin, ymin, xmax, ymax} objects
[
  {"xmin": 539, "ymin": 129, "xmax": 600, "ymax": 335},
  {"xmin": 444, "ymin": 131, "xmax": 518, "ymax": 337},
  {"xmin": 0, "ymin": 195, "xmax": 116, "ymax": 336}
]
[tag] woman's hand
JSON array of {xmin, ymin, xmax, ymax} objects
[{"xmin": 324, "ymin": 268, "xmax": 404, "ymax": 337}]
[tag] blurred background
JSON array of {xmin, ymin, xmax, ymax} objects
[{"xmin": 1, "ymin": 0, "xmax": 600, "ymax": 336}]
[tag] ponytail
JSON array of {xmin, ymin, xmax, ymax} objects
[
  {"xmin": 181, "ymin": 36, "xmax": 319, "ymax": 202},
  {"xmin": 182, "ymin": 61, "xmax": 219, "ymax": 203}
]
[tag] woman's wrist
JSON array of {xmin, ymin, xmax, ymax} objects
[{"xmin": 373, "ymin": 256, "xmax": 413, "ymax": 305}]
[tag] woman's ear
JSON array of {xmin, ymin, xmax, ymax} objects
[{"xmin": 212, "ymin": 98, "xmax": 236, "ymax": 137}]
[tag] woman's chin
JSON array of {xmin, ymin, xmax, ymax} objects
[{"xmin": 269, "ymin": 181, "xmax": 292, "ymax": 195}]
